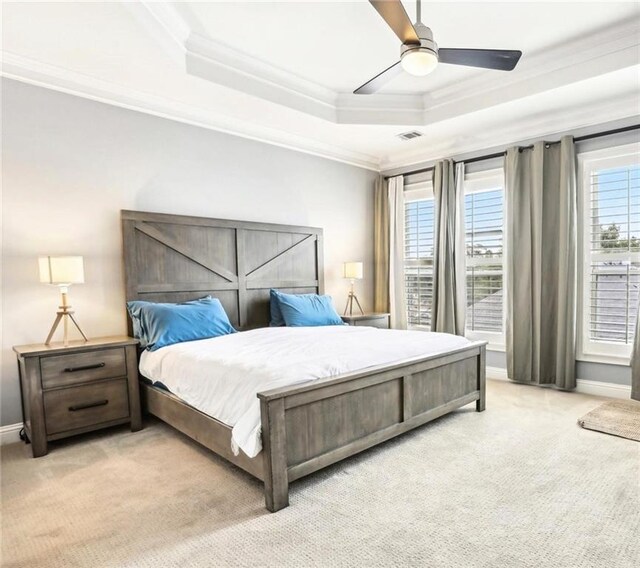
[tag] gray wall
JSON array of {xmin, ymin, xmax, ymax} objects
[{"xmin": 1, "ymin": 79, "xmax": 377, "ymax": 426}]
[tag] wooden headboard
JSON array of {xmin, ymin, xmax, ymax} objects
[{"xmin": 121, "ymin": 210, "xmax": 324, "ymax": 331}]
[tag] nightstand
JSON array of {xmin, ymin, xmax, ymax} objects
[
  {"xmin": 13, "ymin": 336, "xmax": 141, "ymax": 457},
  {"xmin": 341, "ymin": 313, "xmax": 391, "ymax": 329}
]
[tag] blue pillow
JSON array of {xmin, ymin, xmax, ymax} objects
[
  {"xmin": 271, "ymin": 290, "xmax": 343, "ymax": 327},
  {"xmin": 269, "ymin": 289, "xmax": 285, "ymax": 327},
  {"xmin": 126, "ymin": 296, "xmax": 235, "ymax": 351},
  {"xmin": 127, "ymin": 296, "xmax": 216, "ymax": 347}
]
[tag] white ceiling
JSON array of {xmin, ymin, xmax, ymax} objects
[
  {"xmin": 2, "ymin": 1, "xmax": 639, "ymax": 171},
  {"xmin": 183, "ymin": 1, "xmax": 637, "ymax": 94}
]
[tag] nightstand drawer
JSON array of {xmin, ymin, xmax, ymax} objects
[
  {"xmin": 43, "ymin": 378, "xmax": 129, "ymax": 435},
  {"xmin": 354, "ymin": 318, "xmax": 389, "ymax": 329},
  {"xmin": 341, "ymin": 313, "xmax": 390, "ymax": 329},
  {"xmin": 354, "ymin": 317, "xmax": 389, "ymax": 329},
  {"xmin": 40, "ymin": 348, "xmax": 127, "ymax": 389}
]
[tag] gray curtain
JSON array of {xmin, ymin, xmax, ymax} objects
[
  {"xmin": 432, "ymin": 160, "xmax": 466, "ymax": 335},
  {"xmin": 505, "ymin": 136, "xmax": 577, "ymax": 389},
  {"xmin": 373, "ymin": 175, "xmax": 390, "ymax": 313},
  {"xmin": 632, "ymin": 303, "xmax": 640, "ymax": 401}
]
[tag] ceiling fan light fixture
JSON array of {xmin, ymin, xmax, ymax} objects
[
  {"xmin": 400, "ymin": 47, "xmax": 438, "ymax": 76},
  {"xmin": 353, "ymin": 1, "xmax": 522, "ymax": 94}
]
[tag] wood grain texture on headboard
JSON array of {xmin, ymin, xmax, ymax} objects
[{"xmin": 121, "ymin": 210, "xmax": 324, "ymax": 330}]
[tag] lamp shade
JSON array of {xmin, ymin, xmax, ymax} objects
[
  {"xmin": 344, "ymin": 261, "xmax": 364, "ymax": 280},
  {"xmin": 39, "ymin": 256, "xmax": 85, "ymax": 285}
]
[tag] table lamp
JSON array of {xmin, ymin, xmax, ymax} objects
[
  {"xmin": 343, "ymin": 261, "xmax": 364, "ymax": 316},
  {"xmin": 39, "ymin": 256, "xmax": 88, "ymax": 346}
]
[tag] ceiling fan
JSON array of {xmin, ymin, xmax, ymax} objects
[{"xmin": 354, "ymin": 0, "xmax": 522, "ymax": 94}]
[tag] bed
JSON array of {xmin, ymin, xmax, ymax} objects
[{"xmin": 122, "ymin": 210, "xmax": 486, "ymax": 512}]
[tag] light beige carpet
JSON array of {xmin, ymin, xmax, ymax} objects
[
  {"xmin": 578, "ymin": 399, "xmax": 640, "ymax": 442},
  {"xmin": 2, "ymin": 380, "xmax": 639, "ymax": 568}
]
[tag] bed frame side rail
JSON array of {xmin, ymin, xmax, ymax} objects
[{"xmin": 258, "ymin": 341, "xmax": 486, "ymax": 512}]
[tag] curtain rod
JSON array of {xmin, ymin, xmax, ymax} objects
[{"xmin": 385, "ymin": 123, "xmax": 640, "ymax": 180}]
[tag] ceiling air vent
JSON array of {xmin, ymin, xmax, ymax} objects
[{"xmin": 397, "ymin": 130, "xmax": 423, "ymax": 141}]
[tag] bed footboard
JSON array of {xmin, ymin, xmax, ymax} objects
[{"xmin": 258, "ymin": 341, "xmax": 486, "ymax": 512}]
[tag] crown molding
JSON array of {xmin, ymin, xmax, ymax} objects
[
  {"xmin": 132, "ymin": 3, "xmax": 640, "ymax": 126},
  {"xmin": 428, "ymin": 18, "xmax": 640, "ymax": 105},
  {"xmin": 185, "ymin": 33, "xmax": 338, "ymax": 122},
  {"xmin": 420, "ymin": 18, "xmax": 640, "ymax": 125},
  {"xmin": 121, "ymin": 1, "xmax": 188, "ymax": 64},
  {"xmin": 335, "ymin": 92, "xmax": 424, "ymax": 125},
  {"xmin": 185, "ymin": 32, "xmax": 336, "ymax": 106},
  {"xmin": 3, "ymin": 48, "xmax": 636, "ymax": 176},
  {"xmin": 183, "ymin": 32, "xmax": 429, "ymax": 125},
  {"xmin": 380, "ymin": 91, "xmax": 640, "ymax": 171},
  {"xmin": 0, "ymin": 51, "xmax": 381, "ymax": 171},
  {"xmin": 137, "ymin": 0, "xmax": 346, "ymax": 122}
]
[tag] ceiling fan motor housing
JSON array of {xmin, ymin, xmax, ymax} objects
[{"xmin": 401, "ymin": 23, "xmax": 438, "ymax": 61}]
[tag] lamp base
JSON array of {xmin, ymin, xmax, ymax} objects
[
  {"xmin": 343, "ymin": 291, "xmax": 364, "ymax": 316},
  {"xmin": 45, "ymin": 292, "xmax": 88, "ymax": 346}
]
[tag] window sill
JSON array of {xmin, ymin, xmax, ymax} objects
[
  {"xmin": 577, "ymin": 353, "xmax": 631, "ymax": 367},
  {"xmin": 466, "ymin": 340, "xmax": 505, "ymax": 353},
  {"xmin": 407, "ymin": 332, "xmax": 631, "ymax": 366},
  {"xmin": 464, "ymin": 347, "xmax": 630, "ymax": 365},
  {"xmin": 408, "ymin": 326, "xmax": 506, "ymax": 352},
  {"xmin": 465, "ymin": 331, "xmax": 504, "ymax": 352}
]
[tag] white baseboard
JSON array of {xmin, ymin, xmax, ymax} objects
[
  {"xmin": 486, "ymin": 366, "xmax": 509, "ymax": 381},
  {"xmin": 574, "ymin": 379, "xmax": 632, "ymax": 399},
  {"xmin": 486, "ymin": 366, "xmax": 632, "ymax": 399},
  {"xmin": 0, "ymin": 423, "xmax": 23, "ymax": 446}
]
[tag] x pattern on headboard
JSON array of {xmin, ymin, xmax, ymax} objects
[{"xmin": 121, "ymin": 210, "xmax": 324, "ymax": 331}]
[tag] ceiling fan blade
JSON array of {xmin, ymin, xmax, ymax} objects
[
  {"xmin": 438, "ymin": 48, "xmax": 522, "ymax": 71},
  {"xmin": 369, "ymin": 0, "xmax": 420, "ymax": 45},
  {"xmin": 354, "ymin": 61, "xmax": 403, "ymax": 94}
]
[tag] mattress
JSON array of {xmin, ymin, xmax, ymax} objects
[{"xmin": 139, "ymin": 325, "xmax": 471, "ymax": 458}]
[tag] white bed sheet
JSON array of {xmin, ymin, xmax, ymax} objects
[{"xmin": 139, "ymin": 326, "xmax": 471, "ymax": 458}]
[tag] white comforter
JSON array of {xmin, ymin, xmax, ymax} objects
[{"xmin": 139, "ymin": 326, "xmax": 471, "ymax": 458}]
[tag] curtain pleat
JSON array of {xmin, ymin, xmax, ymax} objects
[
  {"xmin": 505, "ymin": 136, "xmax": 577, "ymax": 389},
  {"xmin": 432, "ymin": 160, "xmax": 466, "ymax": 335},
  {"xmin": 388, "ymin": 176, "xmax": 407, "ymax": 329},
  {"xmin": 373, "ymin": 174, "xmax": 390, "ymax": 314}
]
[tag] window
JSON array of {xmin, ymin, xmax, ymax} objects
[
  {"xmin": 464, "ymin": 170, "xmax": 505, "ymax": 345},
  {"xmin": 404, "ymin": 181, "xmax": 434, "ymax": 328},
  {"xmin": 579, "ymin": 143, "xmax": 640, "ymax": 361}
]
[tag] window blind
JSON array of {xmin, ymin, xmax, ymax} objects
[
  {"xmin": 588, "ymin": 164, "xmax": 640, "ymax": 344},
  {"xmin": 405, "ymin": 198, "xmax": 435, "ymax": 327},
  {"xmin": 465, "ymin": 188, "xmax": 504, "ymax": 333}
]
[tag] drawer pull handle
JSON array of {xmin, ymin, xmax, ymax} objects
[
  {"xmin": 63, "ymin": 362, "xmax": 106, "ymax": 373},
  {"xmin": 68, "ymin": 399, "xmax": 109, "ymax": 412}
]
